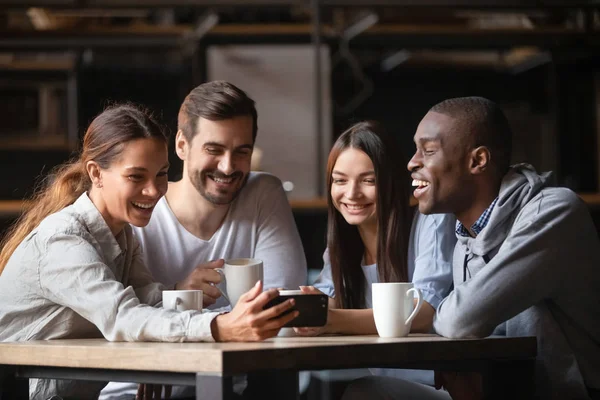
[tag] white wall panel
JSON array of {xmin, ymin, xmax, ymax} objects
[{"xmin": 208, "ymin": 44, "xmax": 332, "ymax": 200}]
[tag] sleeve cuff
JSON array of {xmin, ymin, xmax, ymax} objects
[
  {"xmin": 187, "ymin": 311, "xmax": 223, "ymax": 342},
  {"xmin": 313, "ymin": 282, "xmax": 335, "ymax": 298},
  {"xmin": 416, "ymin": 287, "xmax": 443, "ymax": 310}
]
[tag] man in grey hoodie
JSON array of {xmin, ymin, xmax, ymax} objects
[{"xmin": 343, "ymin": 97, "xmax": 600, "ymax": 400}]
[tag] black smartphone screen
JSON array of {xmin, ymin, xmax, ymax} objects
[{"xmin": 264, "ymin": 292, "xmax": 328, "ymax": 327}]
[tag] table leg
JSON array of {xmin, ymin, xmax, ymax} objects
[
  {"xmin": 0, "ymin": 366, "xmax": 28, "ymax": 400},
  {"xmin": 482, "ymin": 359, "xmax": 535, "ymax": 400},
  {"xmin": 196, "ymin": 373, "xmax": 233, "ymax": 400}
]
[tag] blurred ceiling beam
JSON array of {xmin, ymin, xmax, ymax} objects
[
  {"xmin": 0, "ymin": 0, "xmax": 594, "ymax": 8},
  {"xmin": 49, "ymin": 9, "xmax": 151, "ymax": 18},
  {"xmin": 0, "ymin": 0, "xmax": 302, "ymax": 7},
  {"xmin": 1, "ymin": 25, "xmax": 598, "ymax": 50},
  {"xmin": 319, "ymin": 0, "xmax": 596, "ymax": 7},
  {"xmin": 0, "ymin": 51, "xmax": 76, "ymax": 70}
]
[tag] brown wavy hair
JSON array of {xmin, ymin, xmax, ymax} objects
[
  {"xmin": 327, "ymin": 121, "xmax": 412, "ymax": 309},
  {"xmin": 0, "ymin": 103, "xmax": 167, "ymax": 274}
]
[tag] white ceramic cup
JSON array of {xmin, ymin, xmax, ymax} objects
[
  {"xmin": 162, "ymin": 289, "xmax": 203, "ymax": 312},
  {"xmin": 372, "ymin": 282, "xmax": 423, "ymax": 338},
  {"xmin": 216, "ymin": 258, "xmax": 263, "ymax": 306}
]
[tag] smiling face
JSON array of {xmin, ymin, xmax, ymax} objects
[
  {"xmin": 90, "ymin": 137, "xmax": 169, "ymax": 234},
  {"xmin": 180, "ymin": 115, "xmax": 253, "ymax": 206},
  {"xmin": 407, "ymin": 111, "xmax": 474, "ymax": 216},
  {"xmin": 330, "ymin": 148, "xmax": 378, "ymax": 229}
]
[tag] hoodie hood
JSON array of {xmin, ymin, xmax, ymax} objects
[{"xmin": 462, "ymin": 163, "xmax": 555, "ymax": 255}]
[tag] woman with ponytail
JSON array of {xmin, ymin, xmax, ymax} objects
[{"xmin": 0, "ymin": 104, "xmax": 296, "ymax": 400}]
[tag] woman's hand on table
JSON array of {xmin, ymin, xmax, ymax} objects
[{"xmin": 210, "ymin": 280, "xmax": 299, "ymax": 342}]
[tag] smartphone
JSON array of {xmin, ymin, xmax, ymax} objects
[{"xmin": 264, "ymin": 290, "xmax": 328, "ymax": 327}]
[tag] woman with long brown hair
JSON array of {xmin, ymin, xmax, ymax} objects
[
  {"xmin": 0, "ymin": 104, "xmax": 296, "ymax": 400},
  {"xmin": 296, "ymin": 121, "xmax": 456, "ymax": 392}
]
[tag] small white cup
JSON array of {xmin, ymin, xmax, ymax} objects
[
  {"xmin": 372, "ymin": 282, "xmax": 423, "ymax": 338},
  {"xmin": 216, "ymin": 258, "xmax": 263, "ymax": 307},
  {"xmin": 162, "ymin": 290, "xmax": 203, "ymax": 312}
]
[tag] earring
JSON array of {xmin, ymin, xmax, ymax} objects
[{"xmin": 96, "ymin": 182, "xmax": 103, "ymax": 188}]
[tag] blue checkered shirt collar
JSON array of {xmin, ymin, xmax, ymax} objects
[{"xmin": 456, "ymin": 197, "xmax": 499, "ymax": 237}]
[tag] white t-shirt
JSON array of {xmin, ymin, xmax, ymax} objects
[
  {"xmin": 100, "ymin": 172, "xmax": 307, "ymax": 399},
  {"xmin": 134, "ymin": 171, "xmax": 307, "ymax": 309}
]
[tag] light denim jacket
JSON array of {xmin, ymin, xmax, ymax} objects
[
  {"xmin": 0, "ymin": 193, "xmax": 219, "ymax": 400},
  {"xmin": 313, "ymin": 210, "xmax": 456, "ymax": 386}
]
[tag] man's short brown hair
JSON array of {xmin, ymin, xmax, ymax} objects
[{"xmin": 178, "ymin": 81, "xmax": 258, "ymax": 142}]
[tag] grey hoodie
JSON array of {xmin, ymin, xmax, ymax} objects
[{"xmin": 433, "ymin": 164, "xmax": 600, "ymax": 400}]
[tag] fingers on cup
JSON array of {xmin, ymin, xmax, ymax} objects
[
  {"xmin": 208, "ymin": 258, "xmax": 225, "ymax": 268},
  {"xmin": 203, "ymin": 296, "xmax": 216, "ymax": 307},
  {"xmin": 205, "ymin": 268, "xmax": 222, "ymax": 284},
  {"xmin": 203, "ymin": 285, "xmax": 222, "ymax": 300}
]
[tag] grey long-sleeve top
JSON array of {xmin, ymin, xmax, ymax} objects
[{"xmin": 0, "ymin": 193, "xmax": 220, "ymax": 399}]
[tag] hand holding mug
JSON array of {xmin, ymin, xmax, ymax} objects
[
  {"xmin": 175, "ymin": 259, "xmax": 224, "ymax": 306},
  {"xmin": 210, "ymin": 280, "xmax": 299, "ymax": 342}
]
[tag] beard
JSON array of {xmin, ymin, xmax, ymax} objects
[{"xmin": 190, "ymin": 168, "xmax": 248, "ymax": 206}]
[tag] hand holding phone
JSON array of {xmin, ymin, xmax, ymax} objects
[{"xmin": 264, "ymin": 289, "xmax": 328, "ymax": 328}]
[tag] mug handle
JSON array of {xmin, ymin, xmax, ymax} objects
[
  {"xmin": 213, "ymin": 268, "xmax": 231, "ymax": 305},
  {"xmin": 175, "ymin": 297, "xmax": 183, "ymax": 311},
  {"xmin": 405, "ymin": 287, "xmax": 423, "ymax": 326}
]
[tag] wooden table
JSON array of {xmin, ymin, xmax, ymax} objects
[{"xmin": 0, "ymin": 334, "xmax": 536, "ymax": 400}]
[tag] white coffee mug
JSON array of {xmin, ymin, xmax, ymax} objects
[
  {"xmin": 372, "ymin": 282, "xmax": 423, "ymax": 338},
  {"xmin": 216, "ymin": 258, "xmax": 263, "ymax": 306},
  {"xmin": 162, "ymin": 290, "xmax": 203, "ymax": 312}
]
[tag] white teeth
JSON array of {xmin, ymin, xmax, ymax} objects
[
  {"xmin": 132, "ymin": 202, "xmax": 155, "ymax": 209},
  {"xmin": 345, "ymin": 204, "xmax": 367, "ymax": 210},
  {"xmin": 412, "ymin": 179, "xmax": 430, "ymax": 188},
  {"xmin": 211, "ymin": 176, "xmax": 234, "ymax": 184}
]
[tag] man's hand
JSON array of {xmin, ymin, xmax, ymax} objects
[
  {"xmin": 210, "ymin": 281, "xmax": 299, "ymax": 342},
  {"xmin": 175, "ymin": 259, "xmax": 224, "ymax": 306},
  {"xmin": 434, "ymin": 370, "xmax": 483, "ymax": 400}
]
